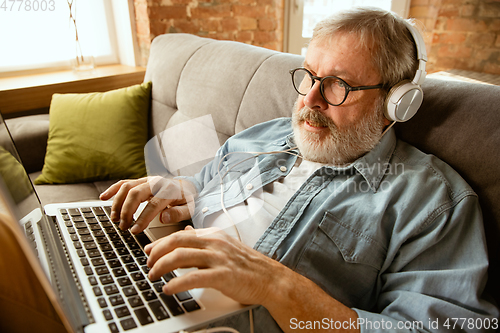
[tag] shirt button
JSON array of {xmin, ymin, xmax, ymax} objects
[
  {"xmin": 280, "ymin": 166, "xmax": 287, "ymax": 172},
  {"xmin": 246, "ymin": 184, "xmax": 253, "ymax": 190},
  {"xmin": 202, "ymin": 207, "xmax": 208, "ymax": 213}
]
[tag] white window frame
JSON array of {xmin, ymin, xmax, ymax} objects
[
  {"xmin": 283, "ymin": 0, "xmax": 411, "ymax": 55},
  {"xmin": 0, "ymin": 0, "xmax": 140, "ymax": 75}
]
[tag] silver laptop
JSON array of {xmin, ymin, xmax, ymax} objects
[{"xmin": 0, "ymin": 113, "xmax": 251, "ymax": 333}]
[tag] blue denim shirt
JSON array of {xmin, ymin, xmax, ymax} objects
[{"xmin": 184, "ymin": 118, "xmax": 499, "ymax": 332}]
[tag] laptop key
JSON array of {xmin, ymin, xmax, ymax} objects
[
  {"xmin": 108, "ymin": 322, "xmax": 119, "ymax": 333},
  {"xmin": 116, "ymin": 247, "xmax": 129, "ymax": 256},
  {"xmin": 136, "ymin": 280, "xmax": 150, "ymax": 291},
  {"xmin": 148, "ymin": 301, "xmax": 170, "ymax": 321},
  {"xmin": 117, "ymin": 277, "xmax": 132, "ymax": 287},
  {"xmin": 91, "ymin": 258, "xmax": 105, "ymax": 266},
  {"xmin": 120, "ymin": 317, "xmax": 137, "ymax": 331},
  {"xmin": 108, "ymin": 259, "xmax": 121, "ymax": 268},
  {"xmin": 86, "ymin": 217, "xmax": 99, "ymax": 225},
  {"xmin": 114, "ymin": 306, "xmax": 130, "ymax": 318},
  {"xmin": 131, "ymin": 249, "xmax": 145, "ymax": 257},
  {"xmin": 73, "ymin": 216, "xmax": 84, "ymax": 223},
  {"xmin": 182, "ymin": 300, "xmax": 201, "ymax": 312},
  {"xmin": 88, "ymin": 250, "xmax": 101, "ymax": 258},
  {"xmin": 134, "ymin": 307, "xmax": 154, "ymax": 326},
  {"xmin": 97, "ymin": 297, "xmax": 107, "ymax": 308},
  {"xmin": 89, "ymin": 276, "xmax": 98, "ymax": 286},
  {"xmin": 100, "ymin": 244, "xmax": 113, "ymax": 252},
  {"xmin": 122, "ymin": 286, "xmax": 137, "ymax": 297},
  {"xmin": 74, "ymin": 222, "xmax": 87, "ymax": 229},
  {"xmin": 159, "ymin": 294, "xmax": 184, "ymax": 316},
  {"xmin": 96, "ymin": 266, "xmax": 110, "ymax": 276},
  {"xmin": 84, "ymin": 242, "xmax": 97, "ymax": 251},
  {"xmin": 121, "ymin": 255, "xmax": 134, "ymax": 264},
  {"xmin": 103, "ymin": 251, "xmax": 117, "ymax": 260},
  {"xmin": 109, "ymin": 295, "xmax": 125, "ymax": 307},
  {"xmin": 80, "ymin": 235, "xmax": 94, "ymax": 242},
  {"xmin": 104, "ymin": 284, "xmax": 119, "ymax": 295},
  {"xmin": 125, "ymin": 263, "xmax": 139, "ymax": 272},
  {"xmin": 136, "ymin": 257, "xmax": 147, "ymax": 266},
  {"xmin": 84, "ymin": 266, "xmax": 93, "ymax": 276},
  {"xmin": 135, "ymin": 232, "xmax": 152, "ymax": 248},
  {"xmin": 153, "ymin": 282, "xmax": 165, "ymax": 293},
  {"xmin": 112, "ymin": 267, "xmax": 126, "ymax": 277},
  {"xmin": 142, "ymin": 290, "xmax": 157, "ymax": 301},
  {"xmin": 100, "ymin": 275, "xmax": 114, "ymax": 285},
  {"xmin": 175, "ymin": 291, "xmax": 193, "ymax": 302},
  {"xmin": 93, "ymin": 286, "xmax": 103, "ymax": 297},
  {"xmin": 128, "ymin": 295, "xmax": 143, "ymax": 308},
  {"xmin": 67, "ymin": 208, "xmax": 80, "ymax": 216},
  {"xmin": 93, "ymin": 207, "xmax": 106, "ymax": 216},
  {"xmin": 103, "ymin": 309, "xmax": 113, "ymax": 321}
]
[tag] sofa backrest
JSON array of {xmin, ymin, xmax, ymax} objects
[
  {"xmin": 145, "ymin": 33, "xmax": 500, "ymax": 306},
  {"xmin": 395, "ymin": 78, "xmax": 500, "ymax": 306},
  {"xmin": 144, "ymin": 33, "xmax": 303, "ymax": 144}
]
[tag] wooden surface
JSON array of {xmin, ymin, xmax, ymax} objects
[{"xmin": 0, "ymin": 65, "xmax": 146, "ymax": 114}]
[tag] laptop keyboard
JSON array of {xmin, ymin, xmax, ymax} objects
[{"xmin": 60, "ymin": 206, "xmax": 201, "ymax": 332}]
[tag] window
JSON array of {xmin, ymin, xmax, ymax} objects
[
  {"xmin": 284, "ymin": 0, "xmax": 411, "ymax": 55},
  {"xmin": 0, "ymin": 0, "xmax": 138, "ymax": 74}
]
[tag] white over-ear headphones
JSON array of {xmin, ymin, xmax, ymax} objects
[{"xmin": 384, "ymin": 21, "xmax": 428, "ymax": 123}]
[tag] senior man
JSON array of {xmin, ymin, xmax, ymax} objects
[{"xmin": 100, "ymin": 8, "xmax": 498, "ymax": 332}]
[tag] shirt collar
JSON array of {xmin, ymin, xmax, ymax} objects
[{"xmin": 351, "ymin": 128, "xmax": 397, "ymax": 192}]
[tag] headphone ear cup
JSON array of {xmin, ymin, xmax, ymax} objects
[{"xmin": 384, "ymin": 80, "xmax": 424, "ymax": 122}]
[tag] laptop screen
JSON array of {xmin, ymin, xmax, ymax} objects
[{"xmin": 0, "ymin": 113, "xmax": 42, "ymax": 221}]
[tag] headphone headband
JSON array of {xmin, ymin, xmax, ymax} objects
[{"xmin": 403, "ymin": 21, "xmax": 427, "ymax": 85}]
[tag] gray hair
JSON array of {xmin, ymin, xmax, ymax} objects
[{"xmin": 311, "ymin": 7, "xmax": 420, "ymax": 89}]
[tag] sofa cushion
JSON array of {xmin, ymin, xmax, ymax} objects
[
  {"xmin": 4, "ymin": 114, "xmax": 49, "ymax": 174},
  {"xmin": 34, "ymin": 82, "xmax": 151, "ymax": 185}
]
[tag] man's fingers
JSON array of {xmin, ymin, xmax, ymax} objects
[
  {"xmin": 160, "ymin": 204, "xmax": 193, "ymax": 225},
  {"xmin": 162, "ymin": 269, "xmax": 222, "ymax": 296},
  {"xmin": 148, "ymin": 247, "xmax": 211, "ymax": 281},
  {"xmin": 118, "ymin": 182, "xmax": 155, "ymax": 230},
  {"xmin": 146, "ymin": 230, "xmax": 208, "ymax": 267},
  {"xmin": 104, "ymin": 178, "xmax": 148, "ymax": 222}
]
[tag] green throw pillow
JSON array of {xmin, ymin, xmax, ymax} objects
[{"xmin": 34, "ymin": 82, "xmax": 152, "ymax": 185}]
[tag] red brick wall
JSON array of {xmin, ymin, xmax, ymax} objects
[
  {"xmin": 134, "ymin": 0, "xmax": 500, "ymax": 75},
  {"xmin": 410, "ymin": 0, "xmax": 500, "ymax": 74},
  {"xmin": 133, "ymin": 0, "xmax": 284, "ymax": 66}
]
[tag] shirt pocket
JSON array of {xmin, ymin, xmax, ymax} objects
[{"xmin": 294, "ymin": 212, "xmax": 387, "ymax": 309}]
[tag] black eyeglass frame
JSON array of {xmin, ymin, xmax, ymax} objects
[{"xmin": 289, "ymin": 67, "xmax": 384, "ymax": 106}]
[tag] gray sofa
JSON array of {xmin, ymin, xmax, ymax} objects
[{"xmin": 7, "ymin": 33, "xmax": 500, "ymax": 312}]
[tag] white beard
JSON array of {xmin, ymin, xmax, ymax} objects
[{"xmin": 291, "ymin": 100, "xmax": 386, "ymax": 165}]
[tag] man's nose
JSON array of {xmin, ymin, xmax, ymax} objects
[{"xmin": 303, "ymin": 80, "xmax": 328, "ymax": 110}]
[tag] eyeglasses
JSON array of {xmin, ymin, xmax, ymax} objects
[{"xmin": 290, "ymin": 68, "xmax": 384, "ymax": 106}]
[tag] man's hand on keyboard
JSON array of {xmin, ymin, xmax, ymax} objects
[
  {"xmin": 100, "ymin": 176, "xmax": 197, "ymax": 234},
  {"xmin": 144, "ymin": 226, "xmax": 285, "ymax": 306}
]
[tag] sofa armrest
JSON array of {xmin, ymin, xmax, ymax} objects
[{"xmin": 5, "ymin": 114, "xmax": 49, "ymax": 174}]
